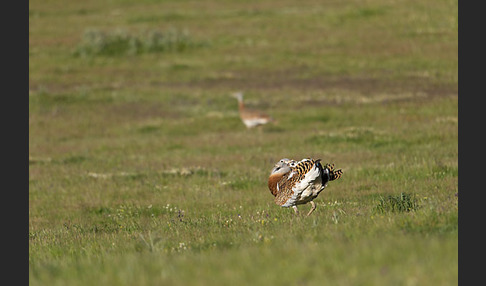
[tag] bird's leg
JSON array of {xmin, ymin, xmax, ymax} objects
[
  {"xmin": 306, "ymin": 201, "xmax": 316, "ymax": 217},
  {"xmin": 292, "ymin": 206, "xmax": 299, "ymax": 215}
]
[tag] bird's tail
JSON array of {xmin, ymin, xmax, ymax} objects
[
  {"xmin": 330, "ymin": 169, "xmax": 343, "ymax": 181},
  {"xmin": 323, "ymin": 163, "xmax": 343, "ymax": 181}
]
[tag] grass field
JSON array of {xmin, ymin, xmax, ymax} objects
[{"xmin": 29, "ymin": 0, "xmax": 458, "ymax": 285}]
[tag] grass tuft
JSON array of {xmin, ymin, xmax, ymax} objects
[
  {"xmin": 73, "ymin": 28, "xmax": 200, "ymax": 57},
  {"xmin": 374, "ymin": 192, "xmax": 419, "ymax": 213}
]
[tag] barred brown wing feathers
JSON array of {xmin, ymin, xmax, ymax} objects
[
  {"xmin": 274, "ymin": 173, "xmax": 297, "ymax": 206},
  {"xmin": 294, "ymin": 159, "xmax": 317, "ymax": 179}
]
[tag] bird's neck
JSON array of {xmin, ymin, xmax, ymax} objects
[
  {"xmin": 268, "ymin": 173, "xmax": 283, "ymax": 197},
  {"xmin": 238, "ymin": 100, "xmax": 245, "ymax": 112}
]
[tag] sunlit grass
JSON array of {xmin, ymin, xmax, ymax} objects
[{"xmin": 29, "ymin": 0, "xmax": 457, "ymax": 285}]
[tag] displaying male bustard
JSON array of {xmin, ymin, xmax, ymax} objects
[
  {"xmin": 231, "ymin": 91, "xmax": 274, "ymax": 128},
  {"xmin": 268, "ymin": 158, "xmax": 343, "ymax": 216}
]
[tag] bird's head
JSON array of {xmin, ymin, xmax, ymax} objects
[
  {"xmin": 231, "ymin": 91, "xmax": 244, "ymax": 102},
  {"xmin": 270, "ymin": 159, "xmax": 293, "ymax": 175},
  {"xmin": 278, "ymin": 158, "xmax": 297, "ymax": 167}
]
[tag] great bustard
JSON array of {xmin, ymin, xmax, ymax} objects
[
  {"xmin": 231, "ymin": 91, "xmax": 274, "ymax": 129},
  {"xmin": 268, "ymin": 158, "xmax": 343, "ymax": 216}
]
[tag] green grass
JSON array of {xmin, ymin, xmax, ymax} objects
[
  {"xmin": 373, "ymin": 193, "xmax": 420, "ymax": 213},
  {"xmin": 73, "ymin": 28, "xmax": 200, "ymax": 57},
  {"xmin": 30, "ymin": 0, "xmax": 457, "ymax": 285}
]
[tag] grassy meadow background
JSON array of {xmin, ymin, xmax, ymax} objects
[{"xmin": 29, "ymin": 0, "xmax": 458, "ymax": 285}]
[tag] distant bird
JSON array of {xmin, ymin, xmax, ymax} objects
[
  {"xmin": 268, "ymin": 158, "xmax": 343, "ymax": 216},
  {"xmin": 231, "ymin": 91, "xmax": 274, "ymax": 128}
]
